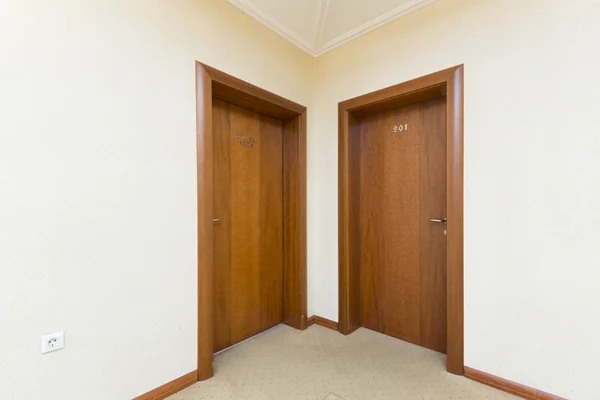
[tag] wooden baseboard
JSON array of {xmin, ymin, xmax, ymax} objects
[
  {"xmin": 307, "ymin": 315, "xmax": 339, "ymax": 331},
  {"xmin": 133, "ymin": 370, "xmax": 198, "ymax": 400},
  {"xmin": 464, "ymin": 367, "xmax": 565, "ymax": 400}
]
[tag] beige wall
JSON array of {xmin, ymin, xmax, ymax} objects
[
  {"xmin": 3, "ymin": 0, "xmax": 600, "ymax": 399},
  {"xmin": 309, "ymin": 0, "xmax": 600, "ymax": 399},
  {"xmin": 0, "ymin": 0, "xmax": 312, "ymax": 399}
]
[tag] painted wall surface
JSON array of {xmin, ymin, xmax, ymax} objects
[
  {"xmin": 309, "ymin": 0, "xmax": 600, "ymax": 399},
  {"xmin": 0, "ymin": 0, "xmax": 312, "ymax": 399},
  {"xmin": 3, "ymin": 0, "xmax": 600, "ymax": 399}
]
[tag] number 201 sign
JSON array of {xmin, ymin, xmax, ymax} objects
[{"xmin": 393, "ymin": 124, "xmax": 408, "ymax": 133}]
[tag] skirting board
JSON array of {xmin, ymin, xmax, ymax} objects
[
  {"xmin": 133, "ymin": 370, "xmax": 198, "ymax": 400},
  {"xmin": 307, "ymin": 315, "xmax": 339, "ymax": 331},
  {"xmin": 464, "ymin": 367, "xmax": 565, "ymax": 400}
]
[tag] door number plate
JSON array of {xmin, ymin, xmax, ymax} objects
[{"xmin": 393, "ymin": 124, "xmax": 408, "ymax": 133}]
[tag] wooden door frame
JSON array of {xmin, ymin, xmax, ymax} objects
[
  {"xmin": 338, "ymin": 65, "xmax": 464, "ymax": 375},
  {"xmin": 195, "ymin": 62, "xmax": 307, "ymax": 380}
]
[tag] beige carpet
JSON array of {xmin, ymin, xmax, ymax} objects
[{"xmin": 168, "ymin": 324, "xmax": 516, "ymax": 400}]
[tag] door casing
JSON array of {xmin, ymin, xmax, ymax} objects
[
  {"xmin": 195, "ymin": 62, "xmax": 307, "ymax": 380},
  {"xmin": 338, "ymin": 65, "xmax": 464, "ymax": 375}
]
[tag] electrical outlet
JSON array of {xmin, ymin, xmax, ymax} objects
[{"xmin": 41, "ymin": 331, "xmax": 65, "ymax": 354}]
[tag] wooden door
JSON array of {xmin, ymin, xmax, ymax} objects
[
  {"xmin": 358, "ymin": 97, "xmax": 447, "ymax": 353},
  {"xmin": 212, "ymin": 99, "xmax": 284, "ymax": 353}
]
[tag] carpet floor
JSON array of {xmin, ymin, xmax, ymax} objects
[{"xmin": 168, "ymin": 324, "xmax": 515, "ymax": 400}]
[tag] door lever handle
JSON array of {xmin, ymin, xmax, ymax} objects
[
  {"xmin": 429, "ymin": 218, "xmax": 447, "ymax": 223},
  {"xmin": 212, "ymin": 218, "xmax": 221, "ymax": 223}
]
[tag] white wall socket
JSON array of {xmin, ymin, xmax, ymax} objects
[{"xmin": 41, "ymin": 331, "xmax": 65, "ymax": 354}]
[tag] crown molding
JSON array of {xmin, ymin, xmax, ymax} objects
[
  {"xmin": 226, "ymin": 0, "xmax": 439, "ymax": 58},
  {"xmin": 311, "ymin": 0, "xmax": 330, "ymax": 50},
  {"xmin": 225, "ymin": 0, "xmax": 318, "ymax": 56},
  {"xmin": 316, "ymin": 0, "xmax": 438, "ymax": 56}
]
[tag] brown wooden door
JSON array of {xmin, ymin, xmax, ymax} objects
[
  {"xmin": 212, "ymin": 99, "xmax": 284, "ymax": 353},
  {"xmin": 358, "ymin": 97, "xmax": 447, "ymax": 353}
]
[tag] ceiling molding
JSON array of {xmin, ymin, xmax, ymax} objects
[
  {"xmin": 316, "ymin": 0, "xmax": 439, "ymax": 56},
  {"xmin": 225, "ymin": 0, "xmax": 317, "ymax": 56},
  {"xmin": 226, "ymin": 0, "xmax": 439, "ymax": 57},
  {"xmin": 311, "ymin": 0, "xmax": 330, "ymax": 50}
]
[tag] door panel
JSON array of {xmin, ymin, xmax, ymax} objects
[
  {"xmin": 418, "ymin": 98, "xmax": 447, "ymax": 353},
  {"xmin": 213, "ymin": 99, "xmax": 283, "ymax": 353},
  {"xmin": 382, "ymin": 104, "xmax": 420, "ymax": 344},
  {"xmin": 258, "ymin": 116, "xmax": 284, "ymax": 332},
  {"xmin": 213, "ymin": 100, "xmax": 233, "ymax": 353},
  {"xmin": 229, "ymin": 105, "xmax": 261, "ymax": 346},
  {"xmin": 358, "ymin": 97, "xmax": 447, "ymax": 353},
  {"xmin": 359, "ymin": 118, "xmax": 384, "ymax": 333}
]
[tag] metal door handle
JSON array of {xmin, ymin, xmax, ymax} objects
[
  {"xmin": 429, "ymin": 218, "xmax": 447, "ymax": 223},
  {"xmin": 212, "ymin": 218, "xmax": 221, "ymax": 223}
]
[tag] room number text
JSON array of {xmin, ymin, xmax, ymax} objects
[{"xmin": 393, "ymin": 124, "xmax": 408, "ymax": 133}]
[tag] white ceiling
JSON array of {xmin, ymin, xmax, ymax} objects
[{"xmin": 225, "ymin": 0, "xmax": 439, "ymax": 56}]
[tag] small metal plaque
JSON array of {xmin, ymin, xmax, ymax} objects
[{"xmin": 234, "ymin": 134, "xmax": 258, "ymax": 148}]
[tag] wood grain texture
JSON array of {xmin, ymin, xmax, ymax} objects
[
  {"xmin": 306, "ymin": 315, "xmax": 339, "ymax": 331},
  {"xmin": 340, "ymin": 68, "xmax": 455, "ymax": 111},
  {"xmin": 202, "ymin": 61, "xmax": 304, "ymax": 121},
  {"xmin": 352, "ymin": 84, "xmax": 445, "ymax": 119},
  {"xmin": 133, "ymin": 371, "xmax": 198, "ymax": 400},
  {"xmin": 464, "ymin": 367, "xmax": 566, "ymax": 400},
  {"xmin": 212, "ymin": 82, "xmax": 298, "ymax": 121},
  {"xmin": 212, "ymin": 103, "xmax": 284, "ymax": 351},
  {"xmin": 283, "ymin": 116, "xmax": 299, "ymax": 328},
  {"xmin": 338, "ymin": 65, "xmax": 464, "ymax": 374},
  {"xmin": 282, "ymin": 113, "xmax": 307, "ymax": 330},
  {"xmin": 212, "ymin": 99, "xmax": 232, "ymax": 353},
  {"xmin": 347, "ymin": 113, "xmax": 362, "ymax": 334},
  {"xmin": 199, "ymin": 63, "xmax": 306, "ymax": 120},
  {"xmin": 382, "ymin": 105, "xmax": 420, "ymax": 344},
  {"xmin": 338, "ymin": 109, "xmax": 362, "ymax": 335},
  {"xmin": 418, "ymin": 98, "xmax": 447, "ymax": 353},
  {"xmin": 195, "ymin": 63, "xmax": 214, "ymax": 381},
  {"xmin": 359, "ymin": 115, "xmax": 384, "ymax": 333},
  {"xmin": 259, "ymin": 114, "xmax": 284, "ymax": 332},
  {"xmin": 296, "ymin": 111, "xmax": 308, "ymax": 330},
  {"xmin": 358, "ymin": 103, "xmax": 445, "ymax": 349},
  {"xmin": 445, "ymin": 66, "xmax": 464, "ymax": 375},
  {"xmin": 229, "ymin": 104, "xmax": 261, "ymax": 345},
  {"xmin": 196, "ymin": 62, "xmax": 307, "ymax": 379}
]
